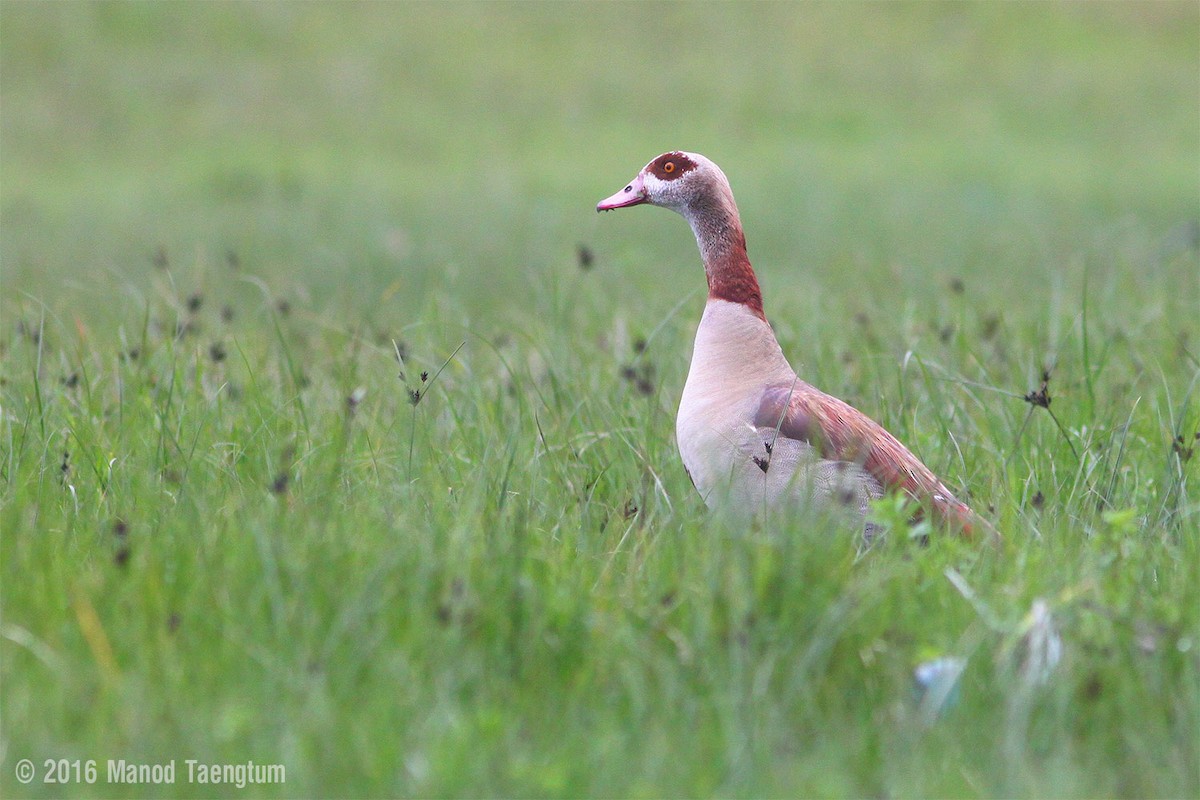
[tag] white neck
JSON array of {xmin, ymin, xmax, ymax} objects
[{"xmin": 682, "ymin": 299, "xmax": 794, "ymax": 406}]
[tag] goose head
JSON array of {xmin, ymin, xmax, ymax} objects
[{"xmin": 596, "ymin": 151, "xmax": 733, "ymax": 217}]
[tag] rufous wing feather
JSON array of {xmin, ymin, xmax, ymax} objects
[{"xmin": 756, "ymin": 383, "xmax": 993, "ymax": 538}]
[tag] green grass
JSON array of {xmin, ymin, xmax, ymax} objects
[{"xmin": 2, "ymin": 2, "xmax": 1198, "ymax": 797}]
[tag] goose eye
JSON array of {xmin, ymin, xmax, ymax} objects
[{"xmin": 663, "ymin": 161, "xmax": 675, "ymax": 174}]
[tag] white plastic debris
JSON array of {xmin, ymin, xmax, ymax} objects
[
  {"xmin": 913, "ymin": 656, "xmax": 967, "ymax": 723},
  {"xmin": 1016, "ymin": 599, "xmax": 1062, "ymax": 688}
]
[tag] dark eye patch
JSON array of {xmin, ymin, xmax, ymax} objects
[{"xmin": 648, "ymin": 152, "xmax": 697, "ymax": 181}]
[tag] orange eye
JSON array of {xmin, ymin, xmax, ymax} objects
[{"xmin": 663, "ymin": 161, "xmax": 675, "ymax": 173}]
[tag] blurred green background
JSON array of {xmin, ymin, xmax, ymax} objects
[{"xmin": 3, "ymin": 1, "xmax": 1196, "ymax": 335}]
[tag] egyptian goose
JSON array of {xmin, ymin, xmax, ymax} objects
[{"xmin": 597, "ymin": 151, "xmax": 987, "ymax": 536}]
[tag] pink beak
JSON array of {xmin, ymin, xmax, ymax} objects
[{"xmin": 596, "ymin": 173, "xmax": 647, "ymax": 211}]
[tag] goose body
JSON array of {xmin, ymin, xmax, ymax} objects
[{"xmin": 598, "ymin": 151, "xmax": 985, "ymax": 535}]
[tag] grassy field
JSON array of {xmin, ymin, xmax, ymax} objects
[{"xmin": 2, "ymin": 2, "xmax": 1198, "ymax": 797}]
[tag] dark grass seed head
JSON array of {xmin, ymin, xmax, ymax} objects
[
  {"xmin": 981, "ymin": 316, "xmax": 1001, "ymax": 339},
  {"xmin": 1025, "ymin": 370, "xmax": 1053, "ymax": 408},
  {"xmin": 15, "ymin": 320, "xmax": 41, "ymax": 345},
  {"xmin": 577, "ymin": 243, "xmax": 594, "ymax": 270},
  {"xmin": 620, "ymin": 362, "xmax": 656, "ymax": 396}
]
